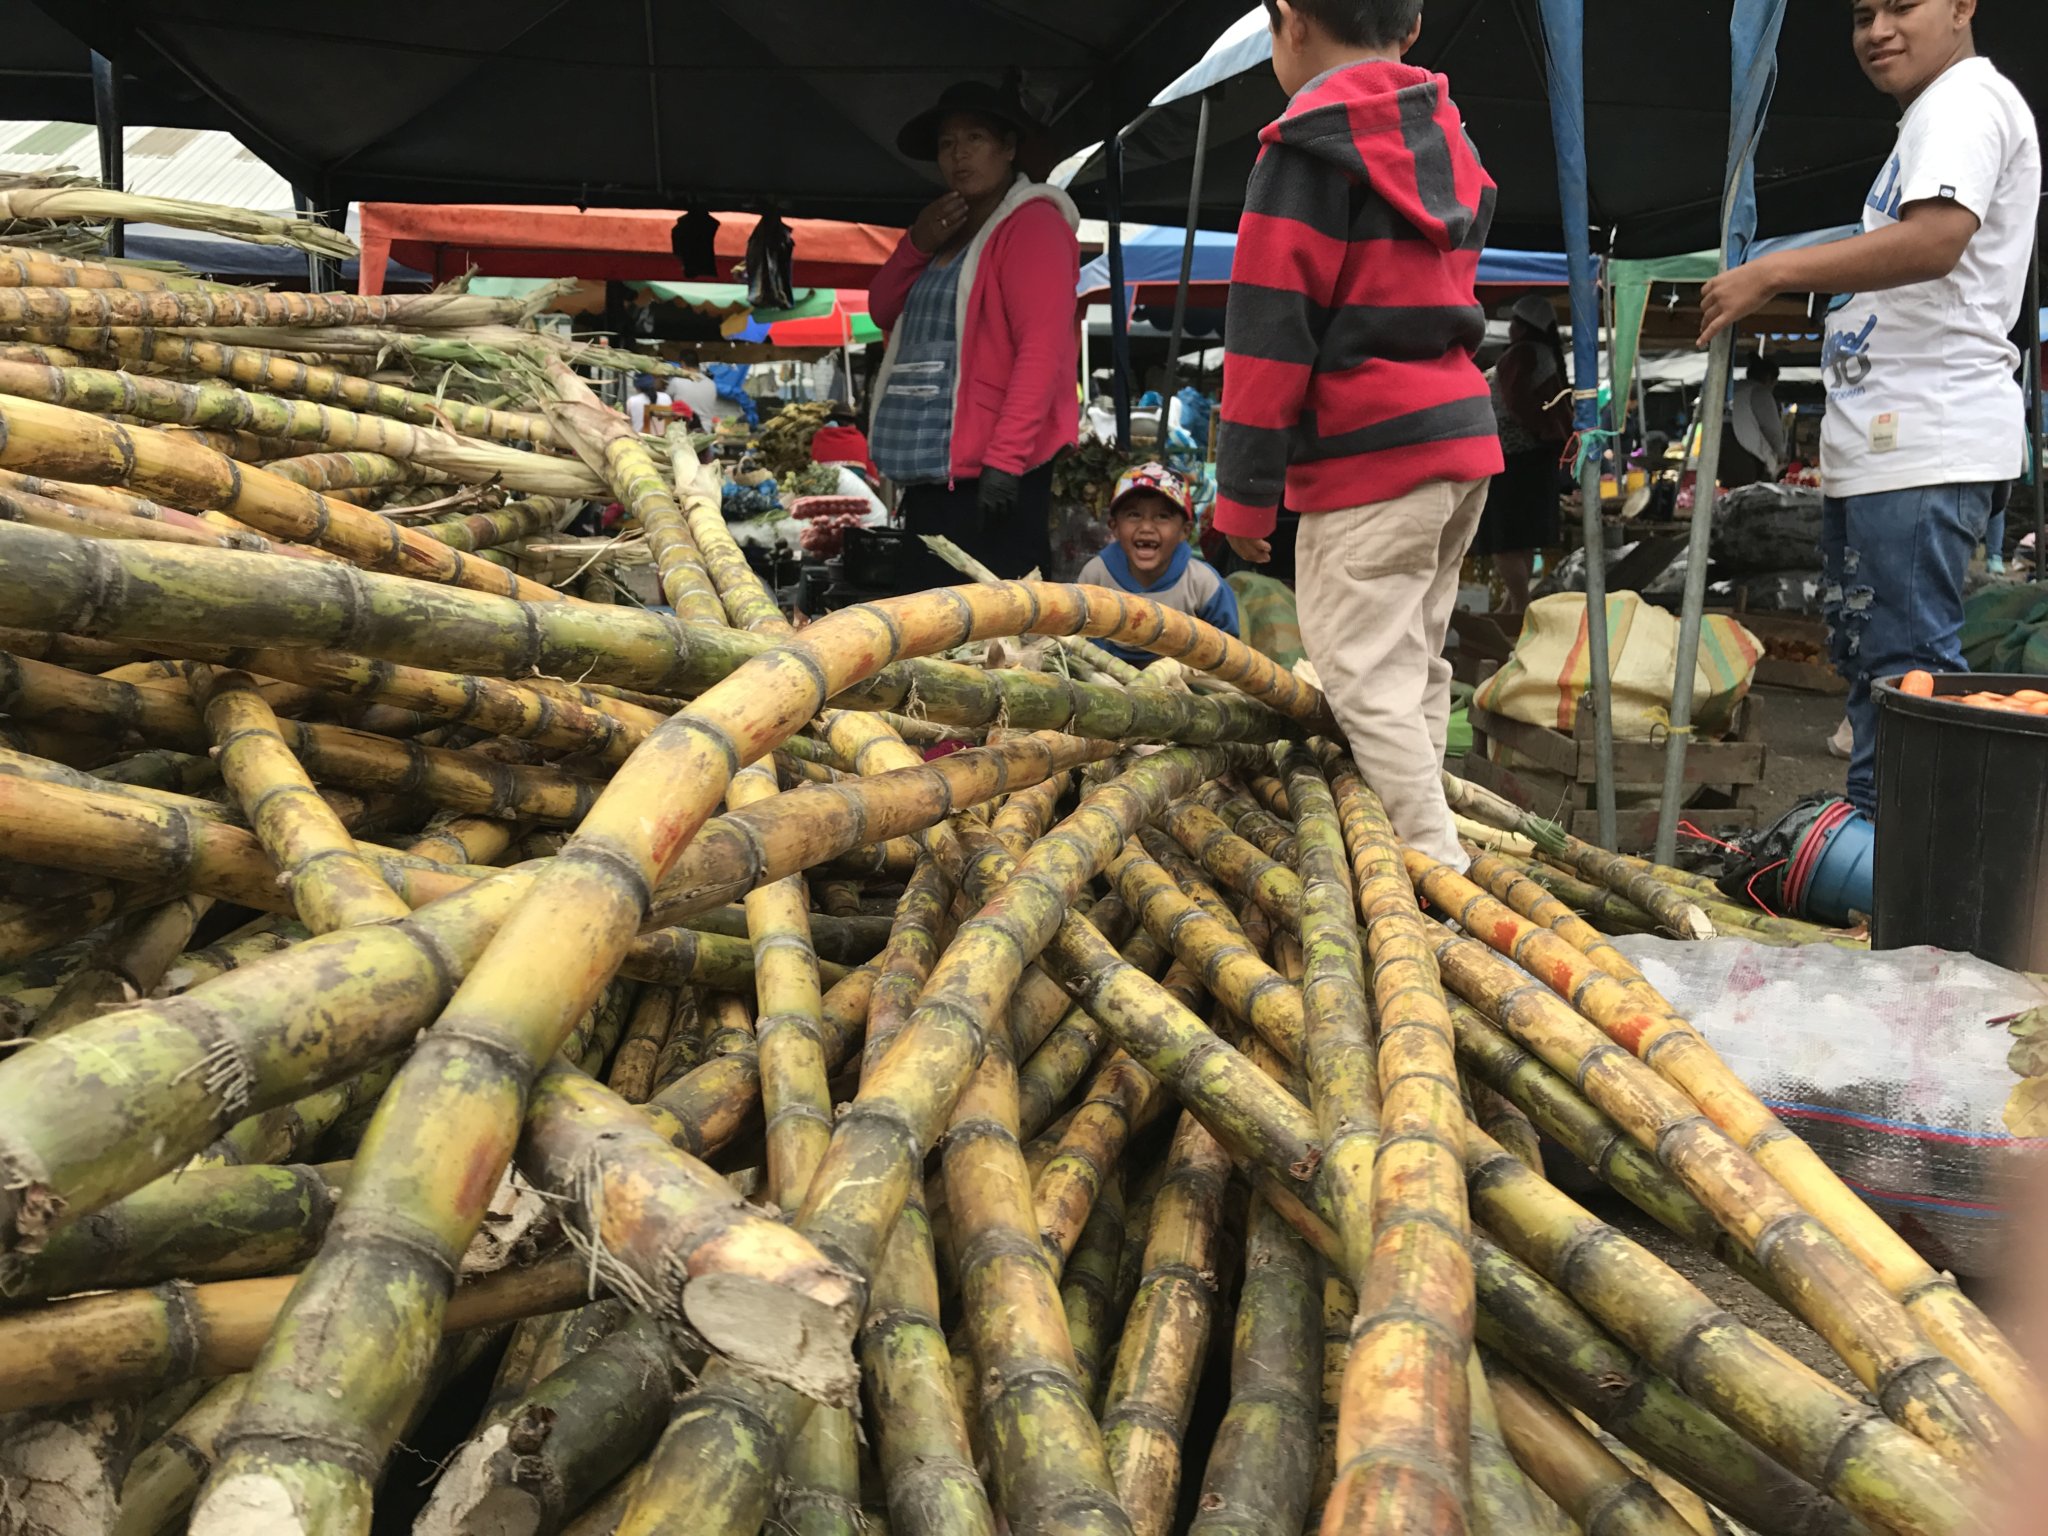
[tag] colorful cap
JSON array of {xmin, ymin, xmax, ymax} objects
[{"xmin": 1109, "ymin": 462, "xmax": 1192, "ymax": 518}]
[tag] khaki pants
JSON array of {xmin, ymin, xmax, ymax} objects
[{"xmin": 1296, "ymin": 478, "xmax": 1490, "ymax": 869}]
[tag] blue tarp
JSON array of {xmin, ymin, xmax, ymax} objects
[
  {"xmin": 1077, "ymin": 224, "xmax": 1567, "ymax": 298},
  {"xmin": 118, "ymin": 225, "xmax": 431, "ymax": 285}
]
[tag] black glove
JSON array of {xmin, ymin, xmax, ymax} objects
[{"xmin": 976, "ymin": 467, "xmax": 1021, "ymax": 517}]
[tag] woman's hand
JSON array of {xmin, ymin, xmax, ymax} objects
[
  {"xmin": 910, "ymin": 193, "xmax": 970, "ymax": 255},
  {"xmin": 1226, "ymin": 534, "xmax": 1272, "ymax": 565}
]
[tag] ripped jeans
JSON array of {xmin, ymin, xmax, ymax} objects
[{"xmin": 1821, "ymin": 483, "xmax": 1992, "ymax": 813}]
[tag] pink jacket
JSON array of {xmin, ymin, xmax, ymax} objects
[{"xmin": 870, "ymin": 177, "xmax": 1080, "ymax": 482}]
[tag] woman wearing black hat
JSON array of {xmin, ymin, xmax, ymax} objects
[{"xmin": 869, "ymin": 81, "xmax": 1081, "ymax": 579}]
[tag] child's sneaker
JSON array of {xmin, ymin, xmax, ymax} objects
[{"xmin": 1826, "ymin": 717, "xmax": 1854, "ymax": 759}]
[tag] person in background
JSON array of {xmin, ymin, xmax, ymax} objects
[
  {"xmin": 1076, "ymin": 463, "xmax": 1239, "ymax": 665},
  {"xmin": 1722, "ymin": 356, "xmax": 1789, "ymax": 487},
  {"xmin": 665, "ymin": 361, "xmax": 722, "ymax": 425},
  {"xmin": 625, "ymin": 373, "xmax": 661, "ymax": 435},
  {"xmin": 1701, "ymin": 0, "xmax": 2039, "ymax": 814},
  {"xmin": 1214, "ymin": 0, "xmax": 1502, "ymax": 869},
  {"xmin": 869, "ymin": 81, "xmax": 1081, "ymax": 578},
  {"xmin": 1481, "ymin": 294, "xmax": 1572, "ymax": 608}
]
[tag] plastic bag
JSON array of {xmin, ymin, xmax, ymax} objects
[
  {"xmin": 1612, "ymin": 935, "xmax": 2046, "ymax": 1275},
  {"xmin": 1474, "ymin": 591, "xmax": 1762, "ymax": 741},
  {"xmin": 746, "ymin": 212, "xmax": 796, "ymax": 312}
]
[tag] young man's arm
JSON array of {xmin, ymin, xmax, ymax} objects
[
  {"xmin": 1214, "ymin": 142, "xmax": 1350, "ymax": 561},
  {"xmin": 1698, "ymin": 200, "xmax": 1980, "ymax": 344}
]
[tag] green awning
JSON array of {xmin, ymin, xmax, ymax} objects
[{"xmin": 1607, "ymin": 251, "xmax": 1722, "ymax": 409}]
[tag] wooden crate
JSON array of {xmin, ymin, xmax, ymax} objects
[{"xmin": 1462, "ymin": 692, "xmax": 1768, "ymax": 851}]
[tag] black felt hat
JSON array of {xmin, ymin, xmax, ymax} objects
[{"xmin": 898, "ymin": 81, "xmax": 1029, "ymax": 160}]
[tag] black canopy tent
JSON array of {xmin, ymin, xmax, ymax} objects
[
  {"xmin": 1066, "ymin": 0, "xmax": 2047, "ymax": 258},
  {"xmin": 33, "ymin": 0, "xmax": 1250, "ymax": 220}
]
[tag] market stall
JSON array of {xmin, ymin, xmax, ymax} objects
[{"xmin": 356, "ymin": 204, "xmax": 901, "ymax": 296}]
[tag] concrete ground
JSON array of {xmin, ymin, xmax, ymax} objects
[{"xmin": 1744, "ymin": 682, "xmax": 1851, "ymax": 827}]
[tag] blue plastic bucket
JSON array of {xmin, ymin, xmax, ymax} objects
[{"xmin": 1784, "ymin": 800, "xmax": 1875, "ymax": 927}]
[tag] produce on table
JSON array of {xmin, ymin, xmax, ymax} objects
[{"xmin": 0, "ymin": 212, "xmax": 2029, "ymax": 1536}]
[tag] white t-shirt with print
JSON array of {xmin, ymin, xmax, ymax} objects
[{"xmin": 1820, "ymin": 57, "xmax": 2041, "ymax": 498}]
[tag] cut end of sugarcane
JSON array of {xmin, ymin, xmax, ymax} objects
[
  {"xmin": 413, "ymin": 1422, "xmax": 546, "ymax": 1536},
  {"xmin": 681, "ymin": 1272, "xmax": 862, "ymax": 1409},
  {"xmin": 1673, "ymin": 905, "xmax": 1717, "ymax": 941},
  {"xmin": 189, "ymin": 1473, "xmax": 308, "ymax": 1536},
  {"xmin": 0, "ymin": 1406, "xmax": 124, "ymax": 1535}
]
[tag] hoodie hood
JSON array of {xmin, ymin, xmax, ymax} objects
[{"xmin": 1262, "ymin": 60, "xmax": 1490, "ymax": 252}]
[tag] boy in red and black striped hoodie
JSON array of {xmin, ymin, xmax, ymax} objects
[{"xmin": 1217, "ymin": 0, "xmax": 1501, "ymax": 868}]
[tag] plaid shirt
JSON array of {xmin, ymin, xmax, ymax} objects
[{"xmin": 871, "ymin": 255, "xmax": 963, "ymax": 485}]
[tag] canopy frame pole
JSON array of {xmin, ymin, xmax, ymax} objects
[
  {"xmin": 1165, "ymin": 90, "xmax": 1213, "ymax": 378},
  {"xmin": 2031, "ymin": 235, "xmax": 2044, "ymax": 582},
  {"xmin": 90, "ymin": 52, "xmax": 124, "ymax": 260},
  {"xmin": 1534, "ymin": 0, "xmax": 1618, "ymax": 847},
  {"xmin": 1105, "ymin": 130, "xmax": 1135, "ymax": 448},
  {"xmin": 1654, "ymin": 0, "xmax": 1788, "ymax": 866}
]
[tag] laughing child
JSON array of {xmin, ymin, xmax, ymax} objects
[{"xmin": 1076, "ymin": 462, "xmax": 1240, "ymax": 665}]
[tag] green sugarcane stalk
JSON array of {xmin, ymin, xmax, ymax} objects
[
  {"xmin": 1318, "ymin": 750, "xmax": 1473, "ymax": 1535},
  {"xmin": 0, "ymin": 521, "xmax": 1314, "ymax": 748},
  {"xmin": 1279, "ymin": 749, "xmax": 1379, "ymax": 1291},
  {"xmin": 1101, "ymin": 1110, "xmax": 1234, "ymax": 1536},
  {"xmin": 1472, "ymin": 1232, "xmax": 1869, "ymax": 1536},
  {"xmin": 1465, "ymin": 1125, "xmax": 1977, "ymax": 1536},
  {"xmin": 1188, "ymin": 1192, "xmax": 1323, "ymax": 1536}
]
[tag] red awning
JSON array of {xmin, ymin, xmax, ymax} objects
[{"xmin": 356, "ymin": 204, "xmax": 904, "ymax": 296}]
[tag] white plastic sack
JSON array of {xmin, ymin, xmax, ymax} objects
[{"xmin": 1610, "ymin": 936, "xmax": 2045, "ymax": 1277}]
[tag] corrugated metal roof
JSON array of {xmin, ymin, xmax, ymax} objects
[{"xmin": 0, "ymin": 121, "xmax": 294, "ymax": 214}]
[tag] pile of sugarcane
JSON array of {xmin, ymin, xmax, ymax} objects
[{"xmin": 0, "ymin": 229, "xmax": 2030, "ymax": 1536}]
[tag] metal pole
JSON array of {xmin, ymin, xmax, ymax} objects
[
  {"xmin": 1652, "ymin": 328, "xmax": 1735, "ymax": 864},
  {"xmin": 1579, "ymin": 426, "xmax": 1620, "ymax": 849},
  {"xmin": 90, "ymin": 52, "xmax": 124, "ymax": 259},
  {"xmin": 2031, "ymin": 237, "xmax": 2044, "ymax": 581},
  {"xmin": 1166, "ymin": 92, "xmax": 1213, "ymax": 376},
  {"xmin": 1104, "ymin": 131, "xmax": 1134, "ymax": 448}
]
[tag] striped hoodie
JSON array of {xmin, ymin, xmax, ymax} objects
[{"xmin": 1213, "ymin": 60, "xmax": 1504, "ymax": 539}]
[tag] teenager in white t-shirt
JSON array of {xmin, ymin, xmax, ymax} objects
[{"xmin": 1700, "ymin": 0, "xmax": 2040, "ymax": 814}]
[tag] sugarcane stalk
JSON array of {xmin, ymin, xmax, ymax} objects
[
  {"xmin": 416, "ymin": 1312, "xmax": 683, "ymax": 1536},
  {"xmin": 155, "ymin": 921, "xmax": 305, "ymax": 996},
  {"xmin": 1186, "ymin": 1192, "xmax": 1321, "ymax": 1535},
  {"xmin": 0, "ymin": 396, "xmax": 561, "ymax": 600},
  {"xmin": 1481, "ymin": 1353, "xmax": 1700, "ymax": 1536},
  {"xmin": 1463, "ymin": 848, "xmax": 1645, "ymax": 984},
  {"xmin": 1466, "ymin": 1124, "xmax": 1978, "ymax": 1536},
  {"xmin": 0, "ymin": 522, "xmax": 1310, "ymax": 749},
  {"xmin": 18, "ymin": 327, "xmax": 557, "ymax": 444},
  {"xmin": 938, "ymin": 835, "xmax": 1132, "ymax": 1534},
  {"xmin": 1463, "ymin": 1350, "xmax": 1559, "ymax": 1536},
  {"xmin": 1279, "ymin": 750, "xmax": 1380, "ymax": 1292},
  {"xmin": 1416, "ymin": 853, "xmax": 2024, "ymax": 1449},
  {"xmin": 0, "ymin": 358, "xmax": 607, "ymax": 498},
  {"xmin": 1158, "ymin": 794, "xmax": 1304, "ymax": 931},
  {"xmin": 192, "ymin": 579, "xmax": 1310, "ymax": 1533},
  {"xmin": 0, "ymin": 1250, "xmax": 591, "ymax": 1414},
  {"xmin": 195, "ymin": 665, "xmax": 414, "ymax": 931},
  {"xmin": 1443, "ymin": 772, "xmax": 1713, "ymax": 938},
  {"xmin": 0, "ymin": 1160, "xmax": 341, "ymax": 1302},
  {"xmin": 544, "ymin": 359, "xmax": 723, "ymax": 623},
  {"xmin": 1101, "ymin": 1110, "xmax": 1234, "ymax": 1536},
  {"xmin": 1031, "ymin": 1046, "xmax": 1170, "ymax": 1268},
  {"xmin": 0, "ymin": 284, "xmax": 534, "ymax": 330},
  {"xmin": 1318, "ymin": 752, "xmax": 1472, "ymax": 1535},
  {"xmin": 29, "ymin": 891, "xmax": 214, "ymax": 1036},
  {"xmin": 1472, "ymin": 1232, "xmax": 1870, "ymax": 1536},
  {"xmin": 606, "ymin": 986, "xmax": 677, "ymax": 1104},
  {"xmin": 1453, "ymin": 998, "xmax": 1775, "ymax": 1291},
  {"xmin": 1464, "ymin": 1076, "xmax": 1543, "ymax": 1174}
]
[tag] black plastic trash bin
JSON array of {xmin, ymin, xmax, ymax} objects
[{"xmin": 1872, "ymin": 672, "xmax": 2048, "ymax": 969}]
